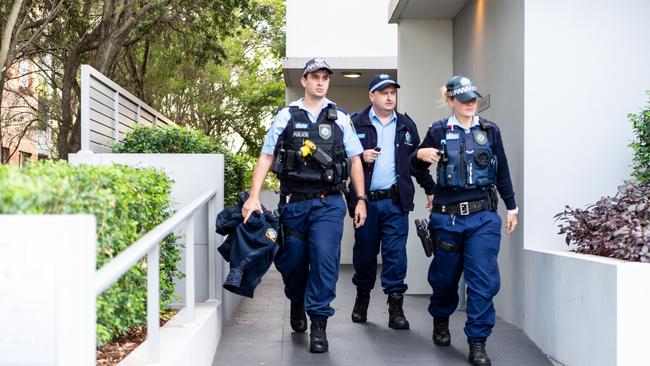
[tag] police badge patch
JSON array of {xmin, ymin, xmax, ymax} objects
[
  {"xmin": 403, "ymin": 131, "xmax": 413, "ymax": 145},
  {"xmin": 318, "ymin": 124, "xmax": 331, "ymax": 139},
  {"xmin": 473, "ymin": 130, "xmax": 488, "ymax": 145},
  {"xmin": 265, "ymin": 228, "xmax": 277, "ymax": 243}
]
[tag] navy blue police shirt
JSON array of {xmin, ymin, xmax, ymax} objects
[{"xmin": 410, "ymin": 116, "xmax": 517, "ymax": 210}]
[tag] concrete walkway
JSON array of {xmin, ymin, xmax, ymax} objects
[{"xmin": 213, "ymin": 265, "xmax": 552, "ymax": 366}]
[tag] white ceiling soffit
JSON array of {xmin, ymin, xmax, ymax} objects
[
  {"xmin": 388, "ymin": 0, "xmax": 469, "ymax": 22},
  {"xmin": 283, "ymin": 57, "xmax": 398, "ymax": 87}
]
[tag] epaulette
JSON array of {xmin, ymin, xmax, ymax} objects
[{"xmin": 275, "ymin": 105, "xmax": 289, "ymax": 114}]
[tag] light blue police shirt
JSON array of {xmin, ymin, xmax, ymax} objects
[
  {"xmin": 261, "ymin": 98, "xmax": 364, "ymax": 158},
  {"xmin": 369, "ymin": 107, "xmax": 398, "ymax": 191},
  {"xmin": 447, "ymin": 114, "xmax": 480, "ymax": 133}
]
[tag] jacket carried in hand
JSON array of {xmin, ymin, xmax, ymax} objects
[{"xmin": 216, "ymin": 194, "xmax": 280, "ymax": 298}]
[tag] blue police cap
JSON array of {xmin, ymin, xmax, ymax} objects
[
  {"xmin": 302, "ymin": 57, "xmax": 333, "ymax": 76},
  {"xmin": 369, "ymin": 73, "xmax": 400, "ymax": 93},
  {"xmin": 446, "ymin": 75, "xmax": 482, "ymax": 102}
]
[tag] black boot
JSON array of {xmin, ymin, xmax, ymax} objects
[
  {"xmin": 468, "ymin": 342, "xmax": 491, "ymax": 366},
  {"xmin": 309, "ymin": 320, "xmax": 328, "ymax": 353},
  {"xmin": 387, "ymin": 293, "xmax": 410, "ymax": 329},
  {"xmin": 432, "ymin": 318, "xmax": 451, "ymax": 346},
  {"xmin": 290, "ymin": 301, "xmax": 307, "ymax": 333},
  {"xmin": 351, "ymin": 288, "xmax": 370, "ymax": 323}
]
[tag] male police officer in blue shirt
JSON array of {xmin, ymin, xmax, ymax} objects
[
  {"xmin": 347, "ymin": 74, "xmax": 435, "ymax": 330},
  {"xmin": 242, "ymin": 57, "xmax": 367, "ymax": 354}
]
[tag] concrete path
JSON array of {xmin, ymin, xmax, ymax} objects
[{"xmin": 213, "ymin": 265, "xmax": 552, "ymax": 366}]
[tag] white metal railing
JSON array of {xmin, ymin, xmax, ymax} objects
[
  {"xmin": 80, "ymin": 64, "xmax": 175, "ymax": 153},
  {"xmin": 95, "ymin": 188, "xmax": 218, "ymax": 364}
]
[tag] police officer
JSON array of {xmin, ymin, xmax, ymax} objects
[
  {"xmin": 242, "ymin": 57, "xmax": 367, "ymax": 354},
  {"xmin": 410, "ymin": 75, "xmax": 518, "ymax": 366},
  {"xmin": 347, "ymin": 74, "xmax": 435, "ymax": 329}
]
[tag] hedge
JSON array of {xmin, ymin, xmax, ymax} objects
[
  {"xmin": 0, "ymin": 161, "xmax": 180, "ymax": 345},
  {"xmin": 113, "ymin": 125, "xmax": 250, "ymax": 206}
]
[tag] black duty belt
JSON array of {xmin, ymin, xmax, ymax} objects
[
  {"xmin": 368, "ymin": 189, "xmax": 393, "ymax": 201},
  {"xmin": 432, "ymin": 197, "xmax": 491, "ymax": 216},
  {"xmin": 280, "ymin": 190, "xmax": 341, "ymax": 204},
  {"xmin": 368, "ymin": 184, "xmax": 399, "ymax": 201}
]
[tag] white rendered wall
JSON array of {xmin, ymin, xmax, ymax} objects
[
  {"xmin": 524, "ymin": 0, "xmax": 647, "ymax": 251},
  {"xmin": 452, "ymin": 0, "xmax": 525, "ymax": 327},
  {"xmin": 286, "ymin": 0, "xmax": 397, "ymax": 58},
  {"xmin": 397, "ymin": 20, "xmax": 453, "ymax": 294},
  {"xmin": 0, "ymin": 216, "xmax": 96, "ymax": 366}
]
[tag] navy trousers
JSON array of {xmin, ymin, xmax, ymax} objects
[
  {"xmin": 427, "ymin": 210, "xmax": 501, "ymax": 342},
  {"xmin": 274, "ymin": 194, "xmax": 346, "ymax": 320},
  {"xmin": 352, "ymin": 198, "xmax": 409, "ymax": 294}
]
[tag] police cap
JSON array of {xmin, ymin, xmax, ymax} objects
[
  {"xmin": 302, "ymin": 57, "xmax": 333, "ymax": 76},
  {"xmin": 446, "ymin": 75, "xmax": 482, "ymax": 102},
  {"xmin": 369, "ymin": 73, "xmax": 400, "ymax": 93}
]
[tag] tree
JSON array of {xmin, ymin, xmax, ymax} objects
[
  {"xmin": 0, "ymin": 0, "xmax": 63, "ymax": 163},
  {"xmin": 38, "ymin": 0, "xmax": 251, "ymax": 160},
  {"xmin": 114, "ymin": 0, "xmax": 285, "ymax": 157}
]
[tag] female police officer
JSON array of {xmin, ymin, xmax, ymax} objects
[{"xmin": 410, "ymin": 75, "xmax": 518, "ymax": 366}]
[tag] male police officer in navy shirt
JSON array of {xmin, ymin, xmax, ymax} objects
[
  {"xmin": 347, "ymin": 74, "xmax": 435, "ymax": 329},
  {"xmin": 242, "ymin": 58, "xmax": 367, "ymax": 353}
]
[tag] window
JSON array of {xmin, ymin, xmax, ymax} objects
[
  {"xmin": 37, "ymin": 154, "xmax": 49, "ymax": 161},
  {"xmin": 19, "ymin": 151, "xmax": 31, "ymax": 168},
  {"xmin": 1, "ymin": 147, "xmax": 9, "ymax": 163},
  {"xmin": 19, "ymin": 59, "xmax": 30, "ymax": 89}
]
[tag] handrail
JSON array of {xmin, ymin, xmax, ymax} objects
[
  {"xmin": 95, "ymin": 188, "xmax": 216, "ymax": 295},
  {"xmin": 94, "ymin": 187, "xmax": 218, "ymax": 365}
]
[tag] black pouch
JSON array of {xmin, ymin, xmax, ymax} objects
[
  {"xmin": 391, "ymin": 184, "xmax": 400, "ymax": 205},
  {"xmin": 488, "ymin": 186, "xmax": 498, "ymax": 211}
]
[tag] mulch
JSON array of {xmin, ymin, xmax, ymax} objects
[{"xmin": 96, "ymin": 309, "xmax": 177, "ymax": 366}]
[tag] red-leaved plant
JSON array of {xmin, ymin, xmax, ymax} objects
[{"xmin": 555, "ymin": 181, "xmax": 650, "ymax": 262}]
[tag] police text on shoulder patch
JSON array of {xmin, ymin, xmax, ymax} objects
[{"xmin": 265, "ymin": 228, "xmax": 278, "ymax": 243}]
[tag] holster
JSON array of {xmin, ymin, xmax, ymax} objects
[{"xmin": 414, "ymin": 218, "xmax": 434, "ymax": 257}]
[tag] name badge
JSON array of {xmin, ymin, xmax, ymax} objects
[
  {"xmin": 294, "ymin": 122, "xmax": 309, "ymax": 129},
  {"xmin": 357, "ymin": 133, "xmax": 366, "ymax": 139},
  {"xmin": 446, "ymin": 132, "xmax": 460, "ymax": 140}
]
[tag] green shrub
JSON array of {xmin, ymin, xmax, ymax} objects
[
  {"xmin": 629, "ymin": 90, "xmax": 650, "ymax": 184},
  {"xmin": 0, "ymin": 161, "xmax": 181, "ymax": 345},
  {"xmin": 113, "ymin": 125, "xmax": 249, "ymax": 206}
]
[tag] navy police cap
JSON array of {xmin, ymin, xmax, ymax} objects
[
  {"xmin": 369, "ymin": 73, "xmax": 400, "ymax": 93},
  {"xmin": 446, "ymin": 75, "xmax": 482, "ymax": 102},
  {"xmin": 302, "ymin": 57, "xmax": 333, "ymax": 76}
]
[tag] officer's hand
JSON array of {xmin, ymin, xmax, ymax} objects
[
  {"xmin": 506, "ymin": 213, "xmax": 518, "ymax": 234},
  {"xmin": 242, "ymin": 197, "xmax": 263, "ymax": 223},
  {"xmin": 417, "ymin": 148, "xmax": 441, "ymax": 164},
  {"xmin": 425, "ymin": 195, "xmax": 434, "ymax": 212},
  {"xmin": 354, "ymin": 201, "xmax": 367, "ymax": 228},
  {"xmin": 362, "ymin": 149, "xmax": 380, "ymax": 164}
]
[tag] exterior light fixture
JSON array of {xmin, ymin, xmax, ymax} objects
[{"xmin": 342, "ymin": 71, "xmax": 362, "ymax": 79}]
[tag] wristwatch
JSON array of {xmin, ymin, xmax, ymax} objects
[{"xmin": 356, "ymin": 195, "xmax": 368, "ymax": 202}]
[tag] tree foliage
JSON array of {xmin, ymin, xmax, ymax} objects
[{"xmin": 114, "ymin": 0, "xmax": 286, "ymax": 157}]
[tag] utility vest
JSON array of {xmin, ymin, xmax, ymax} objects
[
  {"xmin": 272, "ymin": 104, "xmax": 350, "ymax": 194},
  {"xmin": 436, "ymin": 118, "xmax": 497, "ymax": 190}
]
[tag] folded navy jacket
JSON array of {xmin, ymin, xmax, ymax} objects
[{"xmin": 216, "ymin": 195, "xmax": 280, "ymax": 298}]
